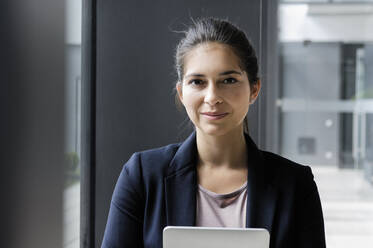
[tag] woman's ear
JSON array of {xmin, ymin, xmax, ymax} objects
[
  {"xmin": 249, "ymin": 79, "xmax": 261, "ymax": 104},
  {"xmin": 176, "ymin": 81, "xmax": 184, "ymax": 104}
]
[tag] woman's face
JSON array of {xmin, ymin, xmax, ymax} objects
[{"xmin": 176, "ymin": 42, "xmax": 260, "ymax": 136}]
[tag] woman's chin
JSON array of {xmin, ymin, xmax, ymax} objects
[
  {"xmin": 196, "ymin": 125, "xmax": 231, "ymax": 137},
  {"xmin": 196, "ymin": 122, "xmax": 244, "ymax": 137}
]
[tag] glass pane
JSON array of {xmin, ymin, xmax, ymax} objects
[
  {"xmin": 64, "ymin": 0, "xmax": 82, "ymax": 248},
  {"xmin": 278, "ymin": 2, "xmax": 373, "ymax": 247}
]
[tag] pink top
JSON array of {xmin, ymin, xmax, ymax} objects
[{"xmin": 196, "ymin": 182, "xmax": 247, "ymax": 228}]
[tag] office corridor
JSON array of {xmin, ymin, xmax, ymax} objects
[{"xmin": 313, "ymin": 167, "xmax": 373, "ymax": 248}]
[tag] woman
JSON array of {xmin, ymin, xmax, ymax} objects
[{"xmin": 101, "ymin": 18, "xmax": 326, "ymax": 248}]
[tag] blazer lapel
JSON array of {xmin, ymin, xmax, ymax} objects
[
  {"xmin": 245, "ymin": 134, "xmax": 278, "ymax": 234},
  {"xmin": 164, "ymin": 131, "xmax": 198, "ymax": 226}
]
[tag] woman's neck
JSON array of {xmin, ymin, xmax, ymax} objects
[{"xmin": 196, "ymin": 127, "xmax": 248, "ymax": 169}]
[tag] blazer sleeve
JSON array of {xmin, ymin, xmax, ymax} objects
[
  {"xmin": 295, "ymin": 166, "xmax": 326, "ymax": 248},
  {"xmin": 101, "ymin": 153, "xmax": 145, "ymax": 248}
]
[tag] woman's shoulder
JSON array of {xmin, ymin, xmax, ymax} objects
[
  {"xmin": 259, "ymin": 150, "xmax": 314, "ymax": 181},
  {"xmin": 139, "ymin": 142, "xmax": 181, "ymax": 164},
  {"xmin": 123, "ymin": 142, "xmax": 182, "ymax": 177}
]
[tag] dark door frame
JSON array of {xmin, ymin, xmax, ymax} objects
[{"xmin": 81, "ymin": 0, "xmax": 97, "ymax": 247}]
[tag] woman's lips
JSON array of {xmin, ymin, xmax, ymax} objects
[{"xmin": 201, "ymin": 112, "xmax": 228, "ymax": 120}]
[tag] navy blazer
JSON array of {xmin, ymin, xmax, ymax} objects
[{"xmin": 101, "ymin": 131, "xmax": 326, "ymax": 248}]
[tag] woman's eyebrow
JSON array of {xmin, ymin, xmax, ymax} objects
[
  {"xmin": 219, "ymin": 70, "xmax": 242, "ymax": 76},
  {"xmin": 184, "ymin": 73, "xmax": 205, "ymax": 79},
  {"xmin": 184, "ymin": 70, "xmax": 242, "ymax": 79}
]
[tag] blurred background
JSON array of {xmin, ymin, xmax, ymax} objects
[
  {"xmin": 1, "ymin": 0, "xmax": 372, "ymax": 247},
  {"xmin": 278, "ymin": 1, "xmax": 373, "ymax": 247}
]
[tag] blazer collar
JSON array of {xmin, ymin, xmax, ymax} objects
[
  {"xmin": 166, "ymin": 131, "xmax": 198, "ymax": 177},
  {"xmin": 164, "ymin": 130, "xmax": 278, "ymax": 233},
  {"xmin": 244, "ymin": 134, "xmax": 278, "ymax": 233},
  {"xmin": 164, "ymin": 131, "xmax": 198, "ymax": 226}
]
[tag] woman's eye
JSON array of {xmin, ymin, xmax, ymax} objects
[
  {"xmin": 189, "ymin": 79, "xmax": 204, "ymax": 85},
  {"xmin": 223, "ymin": 78, "xmax": 238, "ymax": 84}
]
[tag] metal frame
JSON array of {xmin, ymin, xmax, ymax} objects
[
  {"xmin": 258, "ymin": 0, "xmax": 280, "ymax": 153},
  {"xmin": 81, "ymin": 0, "xmax": 96, "ymax": 247}
]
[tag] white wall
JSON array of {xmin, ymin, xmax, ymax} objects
[{"xmin": 279, "ymin": 3, "xmax": 373, "ymax": 42}]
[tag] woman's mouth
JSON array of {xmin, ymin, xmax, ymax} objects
[{"xmin": 201, "ymin": 112, "xmax": 228, "ymax": 120}]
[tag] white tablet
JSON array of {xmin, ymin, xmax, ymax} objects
[{"xmin": 163, "ymin": 226, "xmax": 270, "ymax": 248}]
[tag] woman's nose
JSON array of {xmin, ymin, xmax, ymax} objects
[{"xmin": 204, "ymin": 82, "xmax": 223, "ymax": 105}]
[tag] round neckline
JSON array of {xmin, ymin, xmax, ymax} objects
[{"xmin": 198, "ymin": 181, "xmax": 247, "ymax": 199}]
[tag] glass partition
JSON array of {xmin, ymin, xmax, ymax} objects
[
  {"xmin": 278, "ymin": 2, "xmax": 373, "ymax": 247},
  {"xmin": 64, "ymin": 0, "xmax": 82, "ymax": 247}
]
